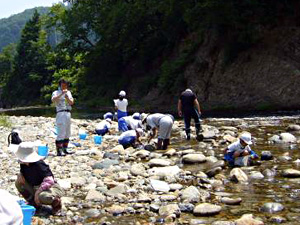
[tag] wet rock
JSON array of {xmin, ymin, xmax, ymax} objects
[
  {"xmin": 220, "ymin": 197, "xmax": 242, "ymax": 205},
  {"xmin": 270, "ymin": 215, "xmax": 286, "ymax": 223},
  {"xmin": 211, "ymin": 160, "xmax": 226, "ymax": 169},
  {"xmin": 261, "ymin": 151, "xmax": 273, "ymax": 161},
  {"xmin": 85, "ymin": 208, "xmax": 100, "ymax": 218},
  {"xmin": 92, "ymin": 159, "xmax": 119, "ymax": 169},
  {"xmin": 268, "ymin": 135, "xmax": 281, "ymax": 143},
  {"xmin": 206, "ymin": 167, "xmax": 222, "ymax": 178},
  {"xmin": 249, "ymin": 171, "xmax": 264, "ymax": 180},
  {"xmin": 206, "ymin": 156, "xmax": 218, "ymax": 163},
  {"xmin": 160, "ymin": 194, "xmax": 177, "ymax": 201},
  {"xmin": 190, "ymin": 219, "xmax": 210, "ymax": 224},
  {"xmin": 262, "ymin": 168, "xmax": 275, "ymax": 177},
  {"xmin": 179, "ymin": 203, "xmax": 195, "ymax": 212},
  {"xmin": 144, "ymin": 144, "xmax": 156, "ymax": 151},
  {"xmin": 229, "ymin": 168, "xmax": 248, "ymax": 183},
  {"xmin": 282, "ymin": 169, "xmax": 300, "ymax": 178},
  {"xmin": 85, "ymin": 189, "xmax": 106, "ymax": 202},
  {"xmin": 164, "ymin": 148, "xmax": 177, "ymax": 157},
  {"xmin": 148, "ymin": 159, "xmax": 171, "ymax": 167},
  {"xmin": 235, "ymin": 214, "xmax": 264, "ymax": 225},
  {"xmin": 278, "ymin": 155, "xmax": 292, "ymax": 162},
  {"xmin": 193, "ymin": 203, "xmax": 221, "ymax": 216},
  {"xmin": 287, "ymin": 124, "xmax": 300, "ymax": 132},
  {"xmin": 261, "ymin": 202, "xmax": 284, "ymax": 213},
  {"xmin": 182, "ymin": 154, "xmax": 206, "ymax": 164},
  {"xmin": 150, "ymin": 179, "xmax": 170, "ymax": 192},
  {"xmin": 159, "ymin": 204, "xmax": 180, "ymax": 216}
]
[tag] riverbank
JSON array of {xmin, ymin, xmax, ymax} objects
[{"xmin": 1, "ymin": 115, "xmax": 300, "ymax": 224}]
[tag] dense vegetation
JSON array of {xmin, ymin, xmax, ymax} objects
[
  {"xmin": 0, "ymin": 0, "xmax": 299, "ymax": 108},
  {"xmin": 0, "ymin": 7, "xmax": 50, "ymax": 52}
]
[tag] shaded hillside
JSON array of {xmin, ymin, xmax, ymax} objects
[{"xmin": 0, "ymin": 7, "xmax": 49, "ymax": 52}]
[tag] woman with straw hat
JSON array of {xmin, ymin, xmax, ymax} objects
[{"xmin": 15, "ymin": 142, "xmax": 64, "ymax": 215}]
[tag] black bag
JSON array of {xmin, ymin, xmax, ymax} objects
[{"xmin": 8, "ymin": 131, "xmax": 22, "ymax": 146}]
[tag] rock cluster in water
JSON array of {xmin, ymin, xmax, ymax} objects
[{"xmin": 1, "ymin": 115, "xmax": 300, "ymax": 224}]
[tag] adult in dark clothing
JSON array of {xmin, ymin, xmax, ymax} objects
[
  {"xmin": 178, "ymin": 89, "xmax": 203, "ymax": 141},
  {"xmin": 15, "ymin": 142, "xmax": 63, "ymax": 214}
]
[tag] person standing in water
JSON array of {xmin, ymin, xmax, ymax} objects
[
  {"xmin": 178, "ymin": 88, "xmax": 203, "ymax": 141},
  {"xmin": 51, "ymin": 79, "xmax": 74, "ymax": 156}
]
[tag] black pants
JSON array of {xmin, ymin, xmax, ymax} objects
[{"xmin": 184, "ymin": 109, "xmax": 202, "ymax": 135}]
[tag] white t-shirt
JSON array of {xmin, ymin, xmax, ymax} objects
[
  {"xmin": 114, "ymin": 99, "xmax": 128, "ymax": 112},
  {"xmin": 122, "ymin": 116, "xmax": 142, "ymax": 130},
  {"xmin": 0, "ymin": 190, "xmax": 23, "ymax": 225},
  {"xmin": 227, "ymin": 140, "xmax": 251, "ymax": 154},
  {"xmin": 96, "ymin": 120, "xmax": 111, "ymax": 130},
  {"xmin": 146, "ymin": 113, "xmax": 166, "ymax": 128},
  {"xmin": 52, "ymin": 89, "xmax": 73, "ymax": 112},
  {"xmin": 119, "ymin": 130, "xmax": 136, "ymax": 141}
]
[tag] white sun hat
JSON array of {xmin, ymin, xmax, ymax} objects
[
  {"xmin": 132, "ymin": 112, "xmax": 141, "ymax": 120},
  {"xmin": 15, "ymin": 142, "xmax": 44, "ymax": 163},
  {"xmin": 239, "ymin": 132, "xmax": 252, "ymax": 145},
  {"xmin": 119, "ymin": 90, "xmax": 126, "ymax": 97}
]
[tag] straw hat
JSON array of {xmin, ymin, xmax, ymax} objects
[{"xmin": 15, "ymin": 142, "xmax": 44, "ymax": 163}]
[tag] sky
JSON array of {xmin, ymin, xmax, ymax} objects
[{"xmin": 0, "ymin": 0, "xmax": 61, "ymax": 19}]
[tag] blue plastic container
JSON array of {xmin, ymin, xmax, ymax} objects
[
  {"xmin": 94, "ymin": 135, "xmax": 102, "ymax": 145},
  {"xmin": 79, "ymin": 133, "xmax": 87, "ymax": 140},
  {"xmin": 38, "ymin": 145, "xmax": 49, "ymax": 157},
  {"xmin": 21, "ymin": 205, "xmax": 35, "ymax": 225}
]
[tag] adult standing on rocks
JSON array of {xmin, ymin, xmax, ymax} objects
[
  {"xmin": 143, "ymin": 113, "xmax": 174, "ymax": 150},
  {"xmin": 51, "ymin": 78, "xmax": 74, "ymax": 156},
  {"xmin": 178, "ymin": 88, "xmax": 203, "ymax": 141}
]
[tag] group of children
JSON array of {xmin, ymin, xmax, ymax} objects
[{"xmin": 7, "ymin": 84, "xmax": 258, "ymax": 220}]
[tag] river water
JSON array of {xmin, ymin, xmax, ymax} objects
[{"xmin": 3, "ymin": 107, "xmax": 300, "ymax": 224}]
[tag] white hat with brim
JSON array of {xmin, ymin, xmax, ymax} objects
[
  {"xmin": 239, "ymin": 132, "xmax": 253, "ymax": 145},
  {"xmin": 141, "ymin": 113, "xmax": 149, "ymax": 122},
  {"xmin": 15, "ymin": 142, "xmax": 44, "ymax": 163}
]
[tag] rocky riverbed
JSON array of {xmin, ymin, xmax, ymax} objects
[{"xmin": 1, "ymin": 115, "xmax": 300, "ymax": 224}]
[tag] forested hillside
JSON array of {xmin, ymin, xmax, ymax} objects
[
  {"xmin": 0, "ymin": 7, "xmax": 49, "ymax": 52},
  {"xmin": 1, "ymin": 0, "xmax": 300, "ymax": 112}
]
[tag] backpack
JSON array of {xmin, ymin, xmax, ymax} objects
[{"xmin": 8, "ymin": 131, "xmax": 22, "ymax": 146}]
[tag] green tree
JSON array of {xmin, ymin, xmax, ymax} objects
[{"xmin": 3, "ymin": 10, "xmax": 52, "ymax": 106}]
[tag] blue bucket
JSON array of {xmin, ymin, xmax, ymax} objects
[
  {"xmin": 79, "ymin": 133, "xmax": 87, "ymax": 140},
  {"xmin": 21, "ymin": 205, "xmax": 35, "ymax": 225},
  {"xmin": 94, "ymin": 135, "xmax": 102, "ymax": 145},
  {"xmin": 38, "ymin": 145, "xmax": 49, "ymax": 157}
]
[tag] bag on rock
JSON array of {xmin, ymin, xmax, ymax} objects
[{"xmin": 8, "ymin": 131, "xmax": 22, "ymax": 146}]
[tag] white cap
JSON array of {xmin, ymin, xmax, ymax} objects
[
  {"xmin": 141, "ymin": 113, "xmax": 148, "ymax": 122},
  {"xmin": 136, "ymin": 128, "xmax": 144, "ymax": 137},
  {"xmin": 185, "ymin": 88, "xmax": 193, "ymax": 93},
  {"xmin": 240, "ymin": 132, "xmax": 252, "ymax": 145},
  {"xmin": 132, "ymin": 112, "xmax": 141, "ymax": 120},
  {"xmin": 119, "ymin": 90, "xmax": 126, "ymax": 97},
  {"xmin": 105, "ymin": 118, "xmax": 112, "ymax": 123}
]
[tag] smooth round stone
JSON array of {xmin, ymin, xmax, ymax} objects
[
  {"xmin": 282, "ymin": 169, "xmax": 300, "ymax": 178},
  {"xmin": 182, "ymin": 154, "xmax": 206, "ymax": 164},
  {"xmin": 206, "ymin": 167, "xmax": 222, "ymax": 178},
  {"xmin": 148, "ymin": 159, "xmax": 171, "ymax": 167},
  {"xmin": 261, "ymin": 202, "xmax": 284, "ymax": 213},
  {"xmin": 193, "ymin": 203, "xmax": 222, "ymax": 216},
  {"xmin": 270, "ymin": 215, "xmax": 286, "ymax": 223},
  {"xmin": 261, "ymin": 151, "xmax": 273, "ymax": 160},
  {"xmin": 212, "ymin": 221, "xmax": 235, "ymax": 225},
  {"xmin": 229, "ymin": 168, "xmax": 248, "ymax": 183},
  {"xmin": 190, "ymin": 219, "xmax": 210, "ymax": 224},
  {"xmin": 179, "ymin": 203, "xmax": 195, "ymax": 212},
  {"xmin": 159, "ymin": 204, "xmax": 180, "ymax": 216},
  {"xmin": 220, "ymin": 197, "xmax": 242, "ymax": 205},
  {"xmin": 263, "ymin": 169, "xmax": 276, "ymax": 177},
  {"xmin": 85, "ymin": 209, "xmax": 100, "ymax": 218},
  {"xmin": 249, "ymin": 171, "xmax": 264, "ymax": 180},
  {"xmin": 169, "ymin": 183, "xmax": 183, "ymax": 191}
]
